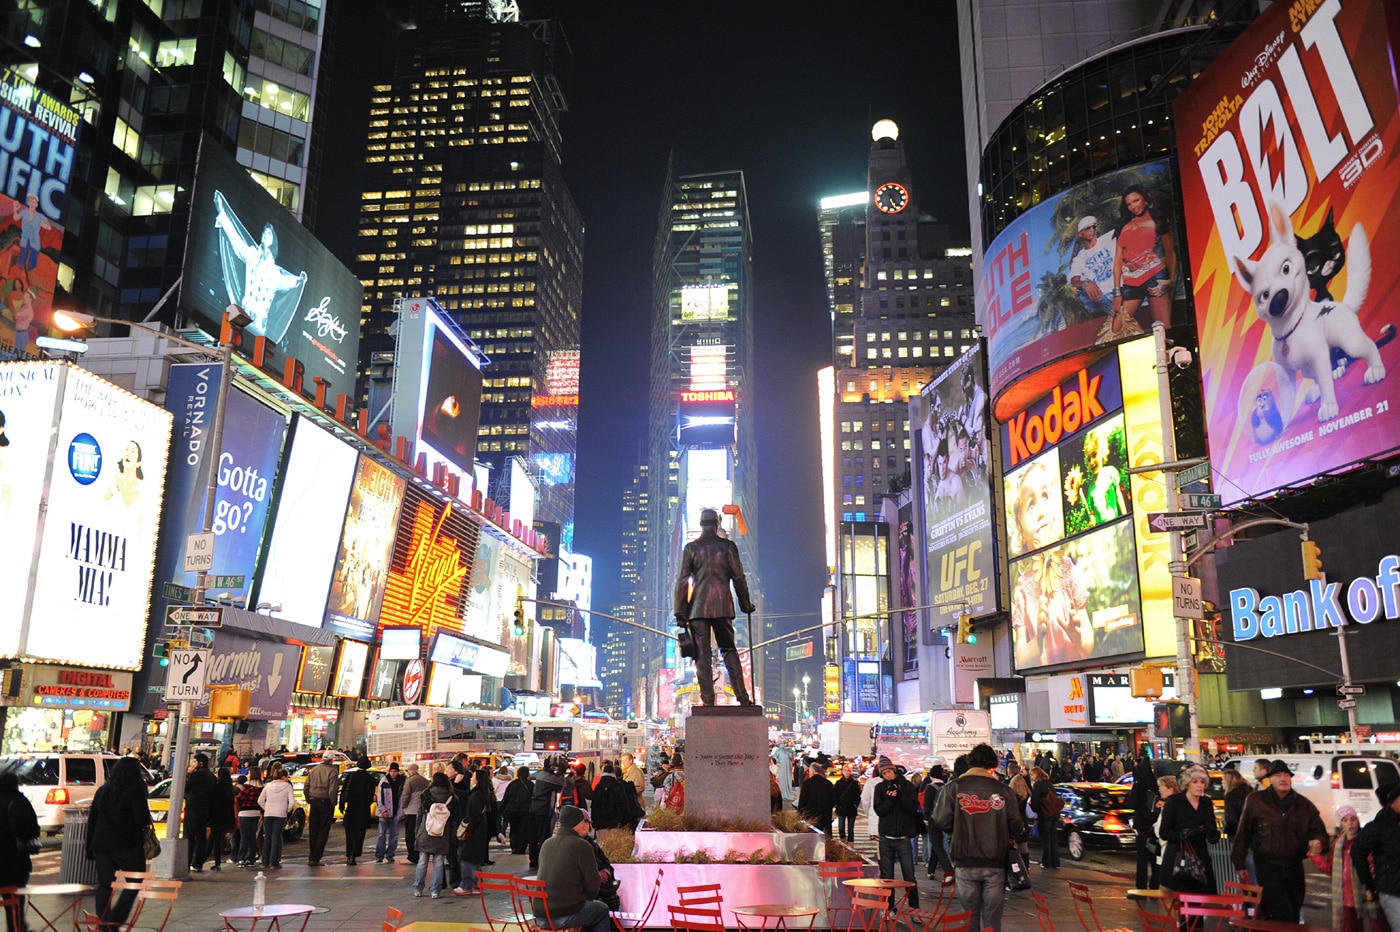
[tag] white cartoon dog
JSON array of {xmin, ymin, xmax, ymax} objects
[{"xmin": 1233, "ymin": 203, "xmax": 1380, "ymax": 422}]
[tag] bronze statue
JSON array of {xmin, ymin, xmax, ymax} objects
[{"xmin": 674, "ymin": 508, "xmax": 755, "ymax": 706}]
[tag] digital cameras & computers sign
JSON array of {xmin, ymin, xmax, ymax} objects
[
  {"xmin": 1173, "ymin": 0, "xmax": 1400, "ymax": 504},
  {"xmin": 181, "ymin": 139, "xmax": 363, "ymax": 396},
  {"xmin": 389, "ymin": 297, "xmax": 485, "ymax": 488}
]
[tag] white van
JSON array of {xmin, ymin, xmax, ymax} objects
[
  {"xmin": 0, "ymin": 753, "xmax": 152, "ymax": 834},
  {"xmin": 1224, "ymin": 754, "xmax": 1400, "ymax": 831}
]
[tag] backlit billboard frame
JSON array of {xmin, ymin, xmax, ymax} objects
[
  {"xmin": 257, "ymin": 415, "xmax": 357, "ymax": 629},
  {"xmin": 22, "ymin": 365, "xmax": 173, "ymax": 669},
  {"xmin": 181, "ymin": 139, "xmax": 363, "ymax": 395},
  {"xmin": 1172, "ymin": 0, "xmax": 1400, "ymax": 504},
  {"xmin": 388, "ymin": 297, "xmax": 485, "ymax": 490},
  {"xmin": 325, "ymin": 455, "xmax": 406, "ymax": 639}
]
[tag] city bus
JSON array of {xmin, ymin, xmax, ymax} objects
[
  {"xmin": 366, "ymin": 706, "xmax": 525, "ymax": 770},
  {"xmin": 524, "ymin": 718, "xmax": 626, "ymax": 777},
  {"xmin": 620, "ymin": 720, "xmax": 664, "ymax": 758}
]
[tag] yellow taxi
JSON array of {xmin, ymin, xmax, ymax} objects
[{"xmin": 148, "ymin": 778, "xmax": 306, "ymax": 841}]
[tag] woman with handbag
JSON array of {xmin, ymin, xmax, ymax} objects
[
  {"xmin": 0, "ymin": 771, "xmax": 41, "ymax": 930},
  {"xmin": 1158, "ymin": 765, "xmax": 1220, "ymax": 896},
  {"xmin": 451, "ymin": 769, "xmax": 492, "ymax": 896},
  {"xmin": 86, "ymin": 757, "xmax": 152, "ymax": 930}
]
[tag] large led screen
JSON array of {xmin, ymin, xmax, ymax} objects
[
  {"xmin": 156, "ymin": 364, "xmax": 288, "ymax": 606},
  {"xmin": 462, "ymin": 533, "xmax": 534, "ymax": 657},
  {"xmin": 258, "ymin": 416, "xmax": 357, "ymax": 628},
  {"xmin": 325, "ymin": 455, "xmax": 406, "ymax": 639},
  {"xmin": 1172, "ymin": 0, "xmax": 1400, "ymax": 505},
  {"xmin": 983, "ymin": 158, "xmax": 1185, "ymax": 417},
  {"xmin": 181, "ymin": 140, "xmax": 363, "ymax": 396},
  {"xmin": 915, "ymin": 345, "xmax": 998, "ymax": 631},
  {"xmin": 999, "ymin": 341, "xmax": 1174, "ymax": 672},
  {"xmin": 388, "ymin": 297, "xmax": 484, "ymax": 490},
  {"xmin": 330, "ymin": 640, "xmax": 370, "ymax": 698},
  {"xmin": 0, "ymin": 71, "xmax": 81, "ymax": 360},
  {"xmin": 27, "ymin": 367, "xmax": 173, "ymax": 668},
  {"xmin": 378, "ymin": 487, "xmax": 477, "ymax": 635},
  {"xmin": 0, "ymin": 362, "xmax": 61, "ymax": 654},
  {"xmin": 677, "ymin": 392, "xmax": 737, "ymax": 449},
  {"xmin": 682, "ymin": 448, "xmax": 732, "ymax": 540}
]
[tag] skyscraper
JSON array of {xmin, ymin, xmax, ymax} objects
[
  {"xmin": 640, "ymin": 157, "xmax": 764, "ymax": 715},
  {"xmin": 353, "ymin": 1, "xmax": 583, "ymax": 542},
  {"xmin": 818, "ymin": 120, "xmax": 975, "ymax": 712}
]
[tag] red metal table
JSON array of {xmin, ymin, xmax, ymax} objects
[
  {"xmin": 219, "ymin": 903, "xmax": 316, "ymax": 932},
  {"xmin": 16, "ymin": 882, "xmax": 95, "ymax": 932},
  {"xmin": 732, "ymin": 904, "xmax": 821, "ymax": 931}
]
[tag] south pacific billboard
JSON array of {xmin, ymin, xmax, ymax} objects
[
  {"xmin": 999, "ymin": 337, "xmax": 1174, "ymax": 673},
  {"xmin": 1173, "ymin": 0, "xmax": 1400, "ymax": 504},
  {"xmin": 982, "ymin": 157, "xmax": 1186, "ymax": 418},
  {"xmin": 0, "ymin": 70, "xmax": 81, "ymax": 359}
]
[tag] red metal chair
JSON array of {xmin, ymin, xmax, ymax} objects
[
  {"xmin": 1138, "ymin": 911, "xmax": 1176, "ymax": 932},
  {"xmin": 930, "ymin": 910, "xmax": 973, "ymax": 932},
  {"xmin": 669, "ymin": 883, "xmax": 724, "ymax": 932},
  {"xmin": 1174, "ymin": 891, "xmax": 1247, "ymax": 932},
  {"xmin": 902, "ymin": 874, "xmax": 957, "ymax": 932},
  {"xmin": 1031, "ymin": 891, "xmax": 1056, "ymax": 932},
  {"xmin": 818, "ymin": 861, "xmax": 865, "ymax": 930},
  {"xmin": 516, "ymin": 877, "xmax": 585, "ymax": 932},
  {"xmin": 1066, "ymin": 881, "xmax": 1133, "ymax": 932},
  {"xmin": 1220, "ymin": 881, "xmax": 1262, "ymax": 918},
  {"xmin": 479, "ymin": 871, "xmax": 534, "ymax": 932},
  {"xmin": 131, "ymin": 880, "xmax": 182, "ymax": 932},
  {"xmin": 845, "ymin": 886, "xmax": 892, "ymax": 932},
  {"xmin": 611, "ymin": 867, "xmax": 664, "ymax": 932},
  {"xmin": 384, "ymin": 904, "xmax": 405, "ymax": 931}
]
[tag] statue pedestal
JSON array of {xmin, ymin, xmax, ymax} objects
[{"xmin": 682, "ymin": 706, "xmax": 770, "ymax": 824}]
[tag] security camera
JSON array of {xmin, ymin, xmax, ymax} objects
[{"xmin": 1168, "ymin": 347, "xmax": 1193, "ymax": 369}]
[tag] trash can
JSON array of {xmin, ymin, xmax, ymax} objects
[{"xmin": 60, "ymin": 805, "xmax": 100, "ymax": 885}]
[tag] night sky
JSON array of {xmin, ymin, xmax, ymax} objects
[{"xmin": 321, "ymin": 2, "xmax": 967, "ymax": 654}]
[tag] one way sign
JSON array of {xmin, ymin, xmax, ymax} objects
[{"xmin": 165, "ymin": 650, "xmax": 210, "ymax": 702}]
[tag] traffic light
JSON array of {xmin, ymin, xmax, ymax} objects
[
  {"xmin": 153, "ymin": 643, "xmax": 169, "ymax": 667},
  {"xmin": 1301, "ymin": 540, "xmax": 1324, "ymax": 581},
  {"xmin": 956, "ymin": 613, "xmax": 976, "ymax": 644},
  {"xmin": 513, "ymin": 596, "xmax": 526, "ymax": 637}
]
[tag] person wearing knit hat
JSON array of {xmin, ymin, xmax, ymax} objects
[
  {"xmin": 1232, "ymin": 754, "xmax": 1327, "ymax": 922},
  {"xmin": 533, "ymin": 805, "xmax": 609, "ymax": 932},
  {"xmin": 1158, "ymin": 763, "xmax": 1220, "ymax": 895},
  {"xmin": 1312, "ymin": 803, "xmax": 1385, "ymax": 931},
  {"xmin": 1355, "ymin": 783, "xmax": 1400, "ymax": 929},
  {"xmin": 872, "ymin": 753, "xmax": 921, "ymax": 911}
]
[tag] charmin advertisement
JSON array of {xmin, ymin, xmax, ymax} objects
[
  {"xmin": 0, "ymin": 70, "xmax": 81, "ymax": 359},
  {"xmin": 156, "ymin": 364, "xmax": 287, "ymax": 606},
  {"xmin": 181, "ymin": 140, "xmax": 363, "ymax": 396},
  {"xmin": 915, "ymin": 344, "xmax": 998, "ymax": 630},
  {"xmin": 193, "ymin": 631, "xmax": 303, "ymax": 719},
  {"xmin": 325, "ymin": 456, "xmax": 406, "ymax": 639},
  {"xmin": 26, "ymin": 366, "xmax": 172, "ymax": 669},
  {"xmin": 257, "ymin": 416, "xmax": 357, "ymax": 628},
  {"xmin": 983, "ymin": 158, "xmax": 1184, "ymax": 413},
  {"xmin": 0, "ymin": 362, "xmax": 61, "ymax": 654},
  {"xmin": 1173, "ymin": 0, "xmax": 1400, "ymax": 505}
]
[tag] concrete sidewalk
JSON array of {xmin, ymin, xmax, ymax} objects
[{"xmin": 20, "ymin": 833, "xmax": 1329, "ymax": 930}]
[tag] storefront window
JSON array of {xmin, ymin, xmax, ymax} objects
[{"xmin": 3, "ymin": 708, "xmax": 111, "ymax": 753}]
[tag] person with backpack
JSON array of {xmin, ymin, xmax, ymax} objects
[
  {"xmin": 559, "ymin": 761, "xmax": 593, "ymax": 812},
  {"xmin": 590, "ymin": 762, "xmax": 636, "ymax": 831},
  {"xmin": 660, "ymin": 753, "xmax": 685, "ymax": 811},
  {"xmin": 530, "ymin": 756, "xmax": 568, "ymax": 872},
  {"xmin": 1127, "ymin": 759, "xmax": 1162, "ymax": 888},
  {"xmin": 413, "ymin": 771, "xmax": 456, "ymax": 899},
  {"xmin": 1030, "ymin": 766, "xmax": 1062, "ymax": 869}
]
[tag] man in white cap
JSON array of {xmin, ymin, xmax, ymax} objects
[{"xmin": 1069, "ymin": 215, "xmax": 1116, "ymax": 316}]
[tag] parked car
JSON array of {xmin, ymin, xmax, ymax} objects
[
  {"xmin": 0, "ymin": 753, "xmax": 153, "ymax": 834},
  {"xmin": 1051, "ymin": 782, "xmax": 1136, "ymax": 860},
  {"xmin": 289, "ymin": 767, "xmax": 381, "ymax": 820},
  {"xmin": 148, "ymin": 778, "xmax": 306, "ymax": 841}
]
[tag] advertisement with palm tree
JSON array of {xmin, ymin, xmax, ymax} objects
[{"xmin": 984, "ymin": 158, "xmax": 1185, "ymax": 405}]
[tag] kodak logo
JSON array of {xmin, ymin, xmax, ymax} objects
[{"xmin": 1007, "ymin": 368, "xmax": 1105, "ymax": 466}]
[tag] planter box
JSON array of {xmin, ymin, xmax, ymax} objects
[
  {"xmin": 613, "ymin": 862, "xmax": 874, "ymax": 928},
  {"xmin": 632, "ymin": 829, "xmax": 826, "ymax": 863}
]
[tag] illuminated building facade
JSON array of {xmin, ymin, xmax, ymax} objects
[
  {"xmin": 640, "ymin": 160, "xmax": 765, "ymax": 715},
  {"xmin": 3, "ymin": 0, "xmax": 331, "ymax": 327},
  {"xmin": 601, "ymin": 452, "xmax": 648, "ymax": 716},
  {"xmin": 816, "ymin": 121, "xmax": 976, "ymax": 712},
  {"xmin": 353, "ymin": 2, "xmax": 583, "ymax": 542}
]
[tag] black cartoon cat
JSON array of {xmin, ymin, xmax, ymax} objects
[{"xmin": 1300, "ymin": 207, "xmax": 1395, "ymax": 375}]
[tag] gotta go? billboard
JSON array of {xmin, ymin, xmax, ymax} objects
[
  {"xmin": 998, "ymin": 337, "xmax": 1175, "ymax": 673},
  {"xmin": 1173, "ymin": 0, "xmax": 1400, "ymax": 504}
]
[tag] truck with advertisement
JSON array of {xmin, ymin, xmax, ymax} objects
[
  {"xmin": 873, "ymin": 709, "xmax": 993, "ymax": 771},
  {"xmin": 817, "ymin": 714, "xmax": 880, "ymax": 759}
]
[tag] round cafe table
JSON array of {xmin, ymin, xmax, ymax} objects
[
  {"xmin": 220, "ymin": 903, "xmax": 316, "ymax": 932},
  {"xmin": 15, "ymin": 883, "xmax": 95, "ymax": 932},
  {"xmin": 1126, "ymin": 888, "xmax": 1176, "ymax": 911},
  {"xmin": 732, "ymin": 904, "xmax": 820, "ymax": 931},
  {"xmin": 1228, "ymin": 922, "xmax": 1330, "ymax": 932}
]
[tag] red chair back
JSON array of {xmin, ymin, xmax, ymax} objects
[
  {"xmin": 1031, "ymin": 891, "xmax": 1055, "ymax": 932},
  {"xmin": 670, "ymin": 883, "xmax": 724, "ymax": 932}
]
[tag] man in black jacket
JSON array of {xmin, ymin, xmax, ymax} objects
[
  {"xmin": 932, "ymin": 743, "xmax": 1022, "ymax": 932},
  {"xmin": 797, "ymin": 762, "xmax": 837, "ymax": 836},
  {"xmin": 184, "ymin": 753, "xmax": 217, "ymax": 871},
  {"xmin": 589, "ymin": 763, "xmax": 636, "ymax": 831},
  {"xmin": 339, "ymin": 757, "xmax": 377, "ymax": 866},
  {"xmin": 1354, "ymin": 782, "xmax": 1400, "ymax": 928},
  {"xmin": 673, "ymin": 508, "xmax": 754, "ymax": 706},
  {"xmin": 872, "ymin": 757, "xmax": 920, "ymax": 909},
  {"xmin": 833, "ymin": 764, "xmax": 861, "ymax": 843}
]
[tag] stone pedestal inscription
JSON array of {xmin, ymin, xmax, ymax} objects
[{"xmin": 683, "ymin": 706, "xmax": 770, "ymax": 824}]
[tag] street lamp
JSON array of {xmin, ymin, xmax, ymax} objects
[
  {"xmin": 54, "ymin": 306, "xmax": 247, "ymax": 880},
  {"xmin": 802, "ymin": 673, "xmax": 811, "ymax": 724},
  {"xmin": 792, "ymin": 686, "xmax": 801, "ymax": 732}
]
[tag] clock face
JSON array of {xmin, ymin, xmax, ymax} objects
[{"xmin": 874, "ymin": 182, "xmax": 909, "ymax": 214}]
